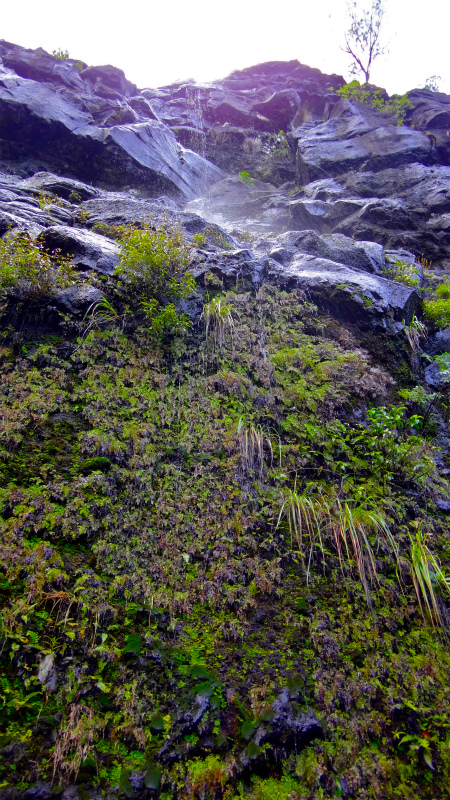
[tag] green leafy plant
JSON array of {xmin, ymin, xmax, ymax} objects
[
  {"xmin": 404, "ymin": 315, "xmax": 427, "ymax": 353},
  {"xmin": 52, "ymin": 48, "xmax": 70, "ymax": 60},
  {"xmin": 116, "ymin": 223, "xmax": 195, "ymax": 302},
  {"xmin": 140, "ymin": 298, "xmax": 191, "ymax": 336},
  {"xmin": 433, "ymin": 352, "xmax": 450, "ymax": 379},
  {"xmin": 383, "ymin": 259, "xmax": 421, "ymax": 287},
  {"xmin": 192, "ymin": 232, "xmax": 207, "ymax": 248},
  {"xmin": 115, "ymin": 223, "xmax": 196, "ymax": 337},
  {"xmin": 0, "ymin": 232, "xmax": 74, "ymax": 300},
  {"xmin": 269, "ymin": 131, "xmax": 291, "ymax": 161},
  {"xmin": 424, "ymin": 281, "xmax": 450, "ymax": 328},
  {"xmin": 333, "ymin": 80, "xmax": 413, "ymax": 124},
  {"xmin": 239, "ymin": 171, "xmax": 254, "ymax": 186}
]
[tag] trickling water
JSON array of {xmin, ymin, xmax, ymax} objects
[{"xmin": 186, "ymin": 86, "xmax": 206, "ymax": 159}]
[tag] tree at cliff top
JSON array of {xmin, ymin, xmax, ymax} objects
[{"xmin": 343, "ymin": 0, "xmax": 387, "ymax": 83}]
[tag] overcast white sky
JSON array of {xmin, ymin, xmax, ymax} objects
[{"xmin": 2, "ymin": 0, "xmax": 449, "ymax": 95}]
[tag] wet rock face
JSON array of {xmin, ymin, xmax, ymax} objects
[
  {"xmin": 1, "ymin": 39, "xmax": 450, "ymax": 330},
  {"xmin": 0, "ymin": 42, "xmax": 223, "ymax": 201}
]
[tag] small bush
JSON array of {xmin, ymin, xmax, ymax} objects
[
  {"xmin": 333, "ymin": 80, "xmax": 413, "ymax": 124},
  {"xmin": 115, "ymin": 223, "xmax": 195, "ymax": 337},
  {"xmin": 383, "ymin": 259, "xmax": 420, "ymax": 287},
  {"xmin": 424, "ymin": 282, "xmax": 450, "ymax": 328},
  {"xmin": 0, "ymin": 232, "xmax": 74, "ymax": 300},
  {"xmin": 52, "ymin": 48, "xmax": 70, "ymax": 60},
  {"xmin": 116, "ymin": 224, "xmax": 195, "ymax": 302},
  {"xmin": 140, "ymin": 299, "xmax": 191, "ymax": 336},
  {"xmin": 239, "ymin": 171, "xmax": 254, "ymax": 186}
]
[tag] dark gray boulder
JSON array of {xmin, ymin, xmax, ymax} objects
[
  {"xmin": 271, "ymin": 230, "xmax": 385, "ymax": 273},
  {"xmin": 266, "ymin": 253, "xmax": 419, "ymax": 329},
  {"xmin": 294, "ymin": 101, "xmax": 435, "ymax": 185},
  {"xmin": 40, "ymin": 225, "xmax": 120, "ymax": 275},
  {"xmin": 426, "ymin": 329, "xmax": 450, "ymax": 356},
  {"xmin": 20, "ymin": 172, "xmax": 100, "ymax": 201},
  {"xmin": 0, "ymin": 43, "xmax": 224, "ymax": 201},
  {"xmin": 252, "ymin": 89, "xmax": 301, "ymax": 132},
  {"xmin": 425, "ymin": 360, "xmax": 450, "ymax": 389},
  {"xmin": 53, "ymin": 284, "xmax": 105, "ymax": 314}
]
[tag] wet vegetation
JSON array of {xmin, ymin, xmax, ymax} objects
[{"xmin": 1, "ymin": 225, "xmax": 450, "ymax": 799}]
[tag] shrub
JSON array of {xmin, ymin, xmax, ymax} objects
[
  {"xmin": 52, "ymin": 48, "xmax": 70, "ymax": 60},
  {"xmin": 332, "ymin": 80, "xmax": 413, "ymax": 125},
  {"xmin": 239, "ymin": 171, "xmax": 254, "ymax": 186},
  {"xmin": 383, "ymin": 258, "xmax": 421, "ymax": 287},
  {"xmin": 140, "ymin": 299, "xmax": 191, "ymax": 335},
  {"xmin": 424, "ymin": 282, "xmax": 450, "ymax": 328},
  {"xmin": 0, "ymin": 232, "xmax": 74, "ymax": 300},
  {"xmin": 115, "ymin": 223, "xmax": 196, "ymax": 337},
  {"xmin": 115, "ymin": 224, "xmax": 195, "ymax": 302}
]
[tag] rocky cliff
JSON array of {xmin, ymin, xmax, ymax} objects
[{"xmin": 1, "ymin": 41, "xmax": 450, "ymax": 800}]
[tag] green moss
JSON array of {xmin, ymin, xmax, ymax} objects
[{"xmin": 1, "ymin": 281, "xmax": 449, "ymax": 796}]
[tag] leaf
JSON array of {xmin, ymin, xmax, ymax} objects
[
  {"xmin": 149, "ymin": 713, "xmax": 165, "ymax": 731},
  {"xmin": 122, "ymin": 633, "xmax": 141, "ymax": 656},
  {"xmin": 190, "ymin": 664, "xmax": 210, "ymax": 680},
  {"xmin": 118, "ymin": 768, "xmax": 133, "ymax": 797},
  {"xmin": 195, "ymin": 681, "xmax": 215, "ymax": 698},
  {"xmin": 241, "ymin": 720, "xmax": 257, "ymax": 740},
  {"xmin": 247, "ymin": 741, "xmax": 262, "ymax": 758},
  {"xmin": 259, "ymin": 709, "xmax": 274, "ymax": 722},
  {"xmin": 144, "ymin": 766, "xmax": 162, "ymax": 790}
]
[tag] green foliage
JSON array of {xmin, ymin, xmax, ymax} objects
[
  {"xmin": 434, "ymin": 352, "xmax": 450, "ymax": 379},
  {"xmin": 248, "ymin": 775, "xmax": 301, "ymax": 799},
  {"xmin": 269, "ymin": 131, "xmax": 291, "ymax": 161},
  {"xmin": 238, "ymin": 171, "xmax": 254, "ymax": 186},
  {"xmin": 79, "ymin": 456, "xmax": 111, "ymax": 474},
  {"xmin": 410, "ymin": 524, "xmax": 450, "ymax": 630},
  {"xmin": 424, "ymin": 281, "xmax": 450, "ymax": 328},
  {"xmin": 277, "ymin": 488, "xmax": 396, "ymax": 608},
  {"xmin": 0, "ymin": 233, "xmax": 74, "ymax": 300},
  {"xmin": 116, "ymin": 223, "xmax": 195, "ymax": 303},
  {"xmin": 404, "ymin": 315, "xmax": 427, "ymax": 353},
  {"xmin": 383, "ymin": 258, "xmax": 421, "ymax": 287},
  {"xmin": 115, "ymin": 223, "xmax": 196, "ymax": 338},
  {"xmin": 201, "ymin": 297, "xmax": 235, "ymax": 359},
  {"xmin": 192, "ymin": 232, "xmax": 207, "ymax": 248},
  {"xmin": 423, "ymin": 75, "xmax": 441, "ymax": 92},
  {"xmin": 334, "ymin": 80, "xmax": 413, "ymax": 124},
  {"xmin": 52, "ymin": 48, "xmax": 70, "ymax": 60},
  {"xmin": 140, "ymin": 298, "xmax": 191, "ymax": 336},
  {"xmin": 1, "ymin": 282, "xmax": 450, "ymax": 796}
]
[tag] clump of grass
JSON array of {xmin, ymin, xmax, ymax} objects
[
  {"xmin": 404, "ymin": 315, "xmax": 427, "ymax": 353},
  {"xmin": 238, "ymin": 417, "xmax": 273, "ymax": 480},
  {"xmin": 201, "ymin": 297, "xmax": 235, "ymax": 360},
  {"xmin": 410, "ymin": 524, "xmax": 450, "ymax": 630},
  {"xmin": 277, "ymin": 490, "xmax": 397, "ymax": 609},
  {"xmin": 53, "ymin": 704, "xmax": 96, "ymax": 780}
]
